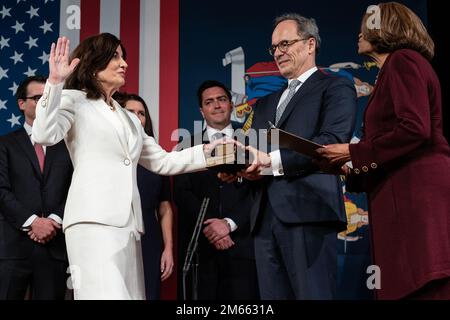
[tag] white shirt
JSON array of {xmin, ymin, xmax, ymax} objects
[
  {"xmin": 22, "ymin": 122, "xmax": 62, "ymax": 230},
  {"xmin": 24, "ymin": 122, "xmax": 46, "ymax": 154},
  {"xmin": 269, "ymin": 66, "xmax": 318, "ymax": 176},
  {"xmin": 206, "ymin": 124, "xmax": 234, "ymax": 142},
  {"xmin": 205, "ymin": 124, "xmax": 238, "ymax": 232}
]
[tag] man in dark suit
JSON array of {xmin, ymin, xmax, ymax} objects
[
  {"xmin": 0, "ymin": 76, "xmax": 73, "ymax": 299},
  {"xmin": 238, "ymin": 14, "xmax": 357, "ymax": 299},
  {"xmin": 174, "ymin": 80, "xmax": 259, "ymax": 300}
]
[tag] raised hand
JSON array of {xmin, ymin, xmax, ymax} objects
[{"xmin": 48, "ymin": 37, "xmax": 80, "ymax": 85}]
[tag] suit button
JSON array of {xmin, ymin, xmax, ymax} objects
[
  {"xmin": 354, "ymin": 168, "xmax": 360, "ymax": 174},
  {"xmin": 124, "ymin": 158, "xmax": 131, "ymax": 166},
  {"xmin": 371, "ymin": 163, "xmax": 377, "ymax": 169},
  {"xmin": 362, "ymin": 166, "xmax": 369, "ymax": 172}
]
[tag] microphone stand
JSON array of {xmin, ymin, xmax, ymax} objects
[{"xmin": 182, "ymin": 197, "xmax": 210, "ymax": 300}]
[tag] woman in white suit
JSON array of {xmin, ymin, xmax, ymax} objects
[{"xmin": 32, "ymin": 34, "xmax": 217, "ymax": 299}]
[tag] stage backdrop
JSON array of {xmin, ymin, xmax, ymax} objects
[
  {"xmin": 0, "ymin": 0, "xmax": 428, "ymax": 300},
  {"xmin": 178, "ymin": 0, "xmax": 427, "ymax": 300},
  {"xmin": 0, "ymin": 0, "xmax": 180, "ymax": 299}
]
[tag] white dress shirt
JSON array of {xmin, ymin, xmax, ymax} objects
[
  {"xmin": 205, "ymin": 124, "xmax": 238, "ymax": 232},
  {"xmin": 268, "ymin": 66, "xmax": 318, "ymax": 176}
]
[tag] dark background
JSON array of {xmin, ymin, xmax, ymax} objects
[
  {"xmin": 428, "ymin": 1, "xmax": 449, "ymax": 142},
  {"xmin": 177, "ymin": 0, "xmax": 448, "ymax": 300},
  {"xmin": 179, "ymin": 0, "xmax": 447, "ymax": 141}
]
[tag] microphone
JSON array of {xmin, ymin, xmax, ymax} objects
[{"xmin": 182, "ymin": 197, "xmax": 210, "ymax": 300}]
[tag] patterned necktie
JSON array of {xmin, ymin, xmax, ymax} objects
[
  {"xmin": 275, "ymin": 79, "xmax": 301, "ymax": 125},
  {"xmin": 211, "ymin": 132, "xmax": 226, "ymax": 141},
  {"xmin": 210, "ymin": 132, "xmax": 227, "ymax": 157},
  {"xmin": 34, "ymin": 143, "xmax": 45, "ymax": 173}
]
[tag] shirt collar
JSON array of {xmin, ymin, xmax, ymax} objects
[
  {"xmin": 206, "ymin": 123, "xmax": 233, "ymax": 141},
  {"xmin": 288, "ymin": 66, "xmax": 318, "ymax": 86},
  {"xmin": 23, "ymin": 122, "xmax": 32, "ymax": 137}
]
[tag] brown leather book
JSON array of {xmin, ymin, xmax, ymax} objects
[{"xmin": 205, "ymin": 142, "xmax": 251, "ymax": 174}]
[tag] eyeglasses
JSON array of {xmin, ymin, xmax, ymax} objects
[
  {"xmin": 268, "ymin": 38, "xmax": 309, "ymax": 56},
  {"xmin": 24, "ymin": 95, "xmax": 42, "ymax": 103}
]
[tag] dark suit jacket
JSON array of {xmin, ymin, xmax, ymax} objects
[
  {"xmin": 0, "ymin": 128, "xmax": 73, "ymax": 261},
  {"xmin": 250, "ymin": 69, "xmax": 357, "ymax": 232},
  {"xmin": 137, "ymin": 165, "xmax": 168, "ymax": 299},
  {"xmin": 348, "ymin": 49, "xmax": 450, "ymax": 299},
  {"xmin": 174, "ymin": 133, "xmax": 254, "ymax": 263}
]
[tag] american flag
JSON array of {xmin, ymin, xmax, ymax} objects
[
  {"xmin": 0, "ymin": 0, "xmax": 58, "ymax": 134},
  {"xmin": 0, "ymin": 0, "xmax": 179, "ymax": 150},
  {"xmin": 0, "ymin": 0, "xmax": 179, "ymax": 299}
]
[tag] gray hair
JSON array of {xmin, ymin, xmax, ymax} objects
[{"xmin": 274, "ymin": 13, "xmax": 321, "ymax": 53}]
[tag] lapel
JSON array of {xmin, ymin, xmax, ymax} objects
[
  {"xmin": 276, "ymin": 70, "xmax": 323, "ymax": 128},
  {"xmin": 90, "ymin": 99, "xmax": 132, "ymax": 156},
  {"xmin": 13, "ymin": 128, "xmax": 42, "ymax": 178},
  {"xmin": 364, "ymin": 56, "xmax": 390, "ymax": 114},
  {"xmin": 267, "ymin": 90, "xmax": 284, "ymax": 124},
  {"xmin": 43, "ymin": 144, "xmax": 56, "ymax": 179},
  {"xmin": 201, "ymin": 130, "xmax": 210, "ymax": 144},
  {"xmin": 115, "ymin": 103, "xmax": 140, "ymax": 156},
  {"xmin": 360, "ymin": 55, "xmax": 391, "ymax": 135}
]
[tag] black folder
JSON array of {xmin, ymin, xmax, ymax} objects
[{"xmin": 267, "ymin": 123, "xmax": 324, "ymax": 158}]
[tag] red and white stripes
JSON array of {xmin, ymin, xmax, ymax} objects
[{"xmin": 58, "ymin": 0, "xmax": 179, "ymax": 149}]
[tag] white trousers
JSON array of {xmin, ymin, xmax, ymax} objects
[{"xmin": 65, "ymin": 212, "xmax": 145, "ymax": 300}]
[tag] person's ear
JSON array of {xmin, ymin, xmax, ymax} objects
[
  {"xmin": 309, "ymin": 38, "xmax": 316, "ymax": 55},
  {"xmin": 18, "ymin": 99, "xmax": 26, "ymax": 111}
]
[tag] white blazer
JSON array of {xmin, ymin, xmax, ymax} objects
[{"xmin": 32, "ymin": 81, "xmax": 206, "ymax": 232}]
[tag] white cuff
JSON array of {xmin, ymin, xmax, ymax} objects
[
  {"xmin": 270, "ymin": 150, "xmax": 284, "ymax": 176},
  {"xmin": 22, "ymin": 214, "xmax": 38, "ymax": 231},
  {"xmin": 224, "ymin": 218, "xmax": 237, "ymax": 232},
  {"xmin": 48, "ymin": 214, "xmax": 63, "ymax": 225}
]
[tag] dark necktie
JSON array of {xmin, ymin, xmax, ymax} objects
[
  {"xmin": 34, "ymin": 143, "xmax": 45, "ymax": 173},
  {"xmin": 210, "ymin": 132, "xmax": 227, "ymax": 157}
]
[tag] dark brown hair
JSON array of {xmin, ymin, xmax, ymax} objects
[
  {"xmin": 16, "ymin": 75, "xmax": 47, "ymax": 101},
  {"xmin": 64, "ymin": 33, "xmax": 127, "ymax": 99},
  {"xmin": 360, "ymin": 2, "xmax": 434, "ymax": 60},
  {"xmin": 113, "ymin": 92, "xmax": 154, "ymax": 137},
  {"xmin": 197, "ymin": 80, "xmax": 232, "ymax": 108}
]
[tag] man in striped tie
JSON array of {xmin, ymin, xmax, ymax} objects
[
  {"xmin": 0, "ymin": 76, "xmax": 73, "ymax": 299},
  {"xmin": 238, "ymin": 13, "xmax": 357, "ymax": 299}
]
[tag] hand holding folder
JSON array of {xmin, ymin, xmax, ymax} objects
[{"xmin": 267, "ymin": 121, "xmax": 324, "ymax": 158}]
